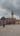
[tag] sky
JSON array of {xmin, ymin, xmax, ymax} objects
[{"xmin": 0, "ymin": 0, "xmax": 20, "ymax": 19}]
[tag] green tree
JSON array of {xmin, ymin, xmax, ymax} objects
[{"xmin": 1, "ymin": 16, "xmax": 5, "ymax": 27}]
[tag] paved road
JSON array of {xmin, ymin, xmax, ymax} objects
[{"xmin": 0, "ymin": 25, "xmax": 20, "ymax": 36}]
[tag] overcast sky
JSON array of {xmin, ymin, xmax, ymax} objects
[{"xmin": 0, "ymin": 0, "xmax": 20, "ymax": 19}]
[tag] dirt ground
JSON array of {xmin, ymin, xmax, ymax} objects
[{"xmin": 0, "ymin": 25, "xmax": 20, "ymax": 36}]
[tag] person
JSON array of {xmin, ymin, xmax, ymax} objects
[
  {"xmin": 3, "ymin": 21, "xmax": 5, "ymax": 27},
  {"xmin": 3, "ymin": 24, "xmax": 5, "ymax": 27}
]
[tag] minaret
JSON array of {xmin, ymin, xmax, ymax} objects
[{"xmin": 11, "ymin": 10, "xmax": 14, "ymax": 18}]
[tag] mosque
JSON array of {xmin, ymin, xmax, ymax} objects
[
  {"xmin": 6, "ymin": 11, "xmax": 16, "ymax": 24},
  {"xmin": 1, "ymin": 11, "xmax": 16, "ymax": 25},
  {"xmin": 0, "ymin": 11, "xmax": 20, "ymax": 26}
]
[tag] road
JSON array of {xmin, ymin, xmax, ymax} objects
[{"xmin": 0, "ymin": 25, "xmax": 20, "ymax": 36}]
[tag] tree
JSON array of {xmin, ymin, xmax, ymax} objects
[{"xmin": 1, "ymin": 16, "xmax": 5, "ymax": 27}]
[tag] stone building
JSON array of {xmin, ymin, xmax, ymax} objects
[{"xmin": 16, "ymin": 19, "xmax": 20, "ymax": 24}]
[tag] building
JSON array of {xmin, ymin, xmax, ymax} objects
[
  {"xmin": 16, "ymin": 19, "xmax": 20, "ymax": 24},
  {"xmin": 0, "ymin": 18, "xmax": 20, "ymax": 26},
  {"xmin": 0, "ymin": 18, "xmax": 16, "ymax": 25}
]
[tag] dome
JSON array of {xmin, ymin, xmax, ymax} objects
[{"xmin": 13, "ymin": 15, "xmax": 16, "ymax": 18}]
